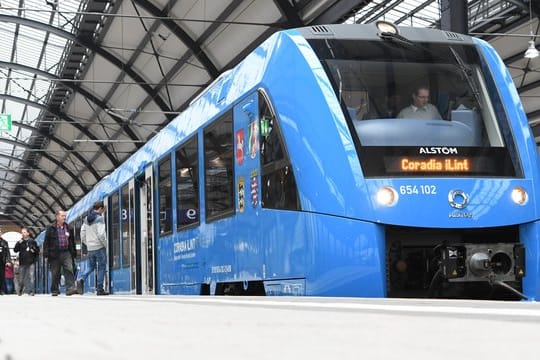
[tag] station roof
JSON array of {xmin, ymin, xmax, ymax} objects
[{"xmin": 0, "ymin": 0, "xmax": 538, "ymax": 230}]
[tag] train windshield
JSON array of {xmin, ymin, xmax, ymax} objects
[{"xmin": 308, "ymin": 38, "xmax": 522, "ymax": 178}]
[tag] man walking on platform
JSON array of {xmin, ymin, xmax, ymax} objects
[
  {"xmin": 43, "ymin": 209, "xmax": 78, "ymax": 296},
  {"xmin": 76, "ymin": 201, "xmax": 109, "ymax": 296}
]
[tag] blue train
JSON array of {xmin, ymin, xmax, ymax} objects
[{"xmin": 65, "ymin": 22, "xmax": 540, "ymax": 300}]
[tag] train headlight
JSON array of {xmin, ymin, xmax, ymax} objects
[
  {"xmin": 511, "ymin": 186, "xmax": 528, "ymax": 205},
  {"xmin": 376, "ymin": 21, "xmax": 398, "ymax": 35},
  {"xmin": 376, "ymin": 186, "xmax": 398, "ymax": 207}
]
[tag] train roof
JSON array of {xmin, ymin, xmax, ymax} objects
[{"xmin": 297, "ymin": 22, "xmax": 476, "ymax": 45}]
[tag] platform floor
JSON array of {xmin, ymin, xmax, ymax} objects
[{"xmin": 1, "ymin": 295, "xmax": 539, "ymax": 360}]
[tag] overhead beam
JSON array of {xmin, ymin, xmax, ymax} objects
[
  {"xmin": 273, "ymin": 0, "xmax": 304, "ymax": 27},
  {"xmin": 125, "ymin": 0, "xmax": 243, "ymax": 132},
  {"xmin": 0, "ymin": 152, "xmax": 78, "ymax": 204},
  {"xmin": 13, "ymin": 120, "xmax": 100, "ymax": 182},
  {"xmin": 161, "ymin": 1, "xmax": 259, "ymax": 127},
  {"xmin": 354, "ymin": 0, "xmax": 401, "ymax": 24},
  {"xmin": 132, "ymin": 0, "xmax": 219, "ymax": 79},
  {"xmin": 0, "ymin": 60, "xmax": 141, "ymax": 143},
  {"xmin": 393, "ymin": 0, "xmax": 435, "ymax": 26},
  {"xmin": 5, "ymin": 196, "xmax": 48, "ymax": 226},
  {"xmin": 0, "ymin": 93, "xmax": 120, "ymax": 167},
  {"xmin": 312, "ymin": 0, "xmax": 373, "ymax": 24},
  {"xmin": 0, "ymin": 180, "xmax": 52, "ymax": 213},
  {"xmin": 0, "ymin": 13, "xmax": 172, "ymax": 119},
  {"xmin": 8, "ymin": 209, "xmax": 47, "ymax": 230},
  {"xmin": 0, "ymin": 172, "xmax": 68, "ymax": 215},
  {"xmin": 0, "ymin": 178, "xmax": 50, "ymax": 224}
]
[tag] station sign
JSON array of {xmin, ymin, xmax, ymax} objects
[{"xmin": 0, "ymin": 114, "xmax": 12, "ymax": 131}]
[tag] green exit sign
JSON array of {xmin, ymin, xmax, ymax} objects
[{"xmin": 0, "ymin": 114, "xmax": 12, "ymax": 131}]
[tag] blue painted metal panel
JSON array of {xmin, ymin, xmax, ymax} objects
[
  {"xmin": 262, "ymin": 211, "xmax": 386, "ymax": 297},
  {"xmin": 520, "ymin": 221, "xmax": 540, "ymax": 300},
  {"xmin": 260, "ymin": 30, "xmax": 368, "ymax": 220},
  {"xmin": 157, "ymin": 230, "xmax": 202, "ymax": 295},
  {"xmin": 232, "ymin": 92, "xmax": 264, "ymax": 282},
  {"xmin": 111, "ymin": 268, "xmax": 130, "ymax": 293},
  {"xmin": 364, "ymin": 178, "xmax": 536, "ymax": 227}
]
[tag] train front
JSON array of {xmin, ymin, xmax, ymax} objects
[{"xmin": 299, "ymin": 22, "xmax": 540, "ymax": 300}]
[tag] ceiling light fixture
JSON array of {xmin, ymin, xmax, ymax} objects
[{"xmin": 525, "ymin": 0, "xmax": 539, "ymax": 59}]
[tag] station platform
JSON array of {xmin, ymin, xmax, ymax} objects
[{"xmin": 1, "ymin": 295, "xmax": 539, "ymax": 359}]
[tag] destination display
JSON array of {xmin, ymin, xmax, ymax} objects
[
  {"xmin": 385, "ymin": 157, "xmax": 472, "ymax": 173},
  {"xmin": 357, "ymin": 146, "xmax": 518, "ymax": 177}
]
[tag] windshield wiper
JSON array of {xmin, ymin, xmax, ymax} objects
[
  {"xmin": 378, "ymin": 31, "xmax": 420, "ymax": 51},
  {"xmin": 449, "ymin": 46, "xmax": 482, "ymax": 110},
  {"xmin": 381, "ymin": 31, "xmax": 482, "ymax": 110}
]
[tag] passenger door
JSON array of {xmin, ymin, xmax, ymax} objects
[{"xmin": 137, "ymin": 166, "xmax": 155, "ymax": 294}]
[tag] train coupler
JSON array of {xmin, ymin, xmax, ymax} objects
[{"xmin": 440, "ymin": 243, "xmax": 525, "ymax": 282}]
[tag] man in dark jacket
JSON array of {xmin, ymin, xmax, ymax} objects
[
  {"xmin": 43, "ymin": 210, "xmax": 78, "ymax": 296},
  {"xmin": 0, "ymin": 228, "xmax": 12, "ymax": 295},
  {"xmin": 14, "ymin": 227, "xmax": 40, "ymax": 295}
]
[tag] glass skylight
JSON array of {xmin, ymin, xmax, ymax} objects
[
  {"xmin": 0, "ymin": 0, "xmax": 87, "ymax": 216},
  {"xmin": 344, "ymin": 0, "xmax": 484, "ymax": 28}
]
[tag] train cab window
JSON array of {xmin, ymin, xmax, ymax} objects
[
  {"xmin": 259, "ymin": 91, "xmax": 300, "ymax": 210},
  {"xmin": 111, "ymin": 192, "xmax": 120, "ymax": 270},
  {"xmin": 309, "ymin": 39, "xmax": 521, "ymax": 178},
  {"xmin": 204, "ymin": 112, "xmax": 234, "ymax": 221},
  {"xmin": 176, "ymin": 136, "xmax": 199, "ymax": 230},
  {"xmin": 158, "ymin": 155, "xmax": 173, "ymax": 235}
]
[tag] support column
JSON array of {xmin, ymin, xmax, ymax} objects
[{"xmin": 440, "ymin": 0, "xmax": 468, "ymax": 34}]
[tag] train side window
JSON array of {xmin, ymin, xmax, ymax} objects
[
  {"xmin": 158, "ymin": 155, "xmax": 173, "ymax": 235},
  {"xmin": 204, "ymin": 112, "xmax": 235, "ymax": 221},
  {"xmin": 111, "ymin": 192, "xmax": 120, "ymax": 270},
  {"xmin": 259, "ymin": 91, "xmax": 300, "ymax": 210},
  {"xmin": 176, "ymin": 136, "xmax": 199, "ymax": 230}
]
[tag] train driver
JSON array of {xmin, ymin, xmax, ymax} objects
[{"xmin": 397, "ymin": 84, "xmax": 442, "ymax": 120}]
